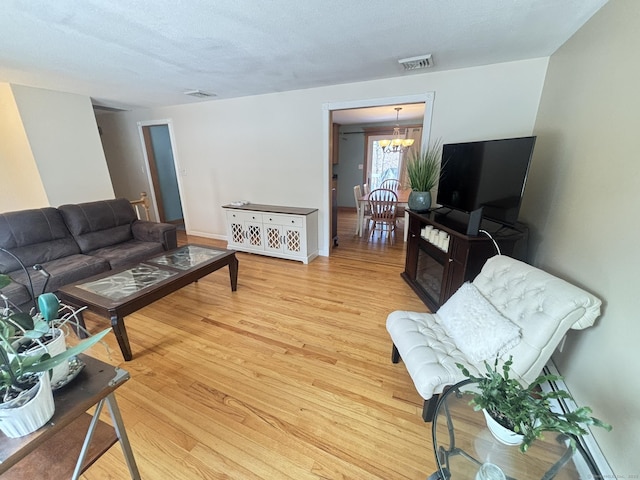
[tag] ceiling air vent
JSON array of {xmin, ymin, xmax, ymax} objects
[
  {"xmin": 398, "ymin": 54, "xmax": 433, "ymax": 71},
  {"xmin": 92, "ymin": 104, "xmax": 128, "ymax": 112},
  {"xmin": 184, "ymin": 89, "xmax": 216, "ymax": 98}
]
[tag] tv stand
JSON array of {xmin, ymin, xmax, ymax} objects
[{"xmin": 402, "ymin": 210, "xmax": 526, "ymax": 311}]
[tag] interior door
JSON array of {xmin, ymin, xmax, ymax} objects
[{"xmin": 141, "ymin": 124, "xmax": 184, "ymax": 224}]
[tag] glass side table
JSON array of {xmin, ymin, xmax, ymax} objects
[{"xmin": 430, "ymin": 379, "xmax": 602, "ymax": 480}]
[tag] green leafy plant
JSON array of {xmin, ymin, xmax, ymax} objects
[
  {"xmin": 457, "ymin": 357, "xmax": 612, "ymax": 453},
  {"xmin": 0, "ymin": 274, "xmax": 111, "ymax": 404},
  {"xmin": 405, "ymin": 139, "xmax": 443, "ymax": 192}
]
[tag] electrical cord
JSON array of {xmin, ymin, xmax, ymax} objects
[{"xmin": 479, "ymin": 229, "xmax": 502, "ymax": 256}]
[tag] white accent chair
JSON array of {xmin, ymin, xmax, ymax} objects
[{"xmin": 386, "ymin": 255, "xmax": 602, "ymax": 421}]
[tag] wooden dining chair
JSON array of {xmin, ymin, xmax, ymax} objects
[
  {"xmin": 368, "ymin": 188, "xmax": 398, "ymax": 243},
  {"xmin": 353, "ymin": 185, "xmax": 371, "ymax": 236},
  {"xmin": 380, "ymin": 178, "xmax": 401, "ymax": 191},
  {"xmin": 379, "ymin": 178, "xmax": 405, "ymax": 226}
]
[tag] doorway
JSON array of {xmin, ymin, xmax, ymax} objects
[
  {"xmin": 139, "ymin": 122, "xmax": 184, "ymax": 226},
  {"xmin": 325, "ymin": 94, "xmax": 434, "ymax": 255}
]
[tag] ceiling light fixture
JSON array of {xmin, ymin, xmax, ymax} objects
[{"xmin": 379, "ymin": 107, "xmax": 415, "ymax": 153}]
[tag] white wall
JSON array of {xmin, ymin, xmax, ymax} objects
[
  {"xmin": 98, "ymin": 58, "xmax": 548, "ymax": 254},
  {"xmin": 0, "ymin": 83, "xmax": 48, "ymax": 211},
  {"xmin": 520, "ymin": 0, "xmax": 638, "ymax": 473},
  {"xmin": 10, "ymin": 85, "xmax": 114, "ymax": 206}
]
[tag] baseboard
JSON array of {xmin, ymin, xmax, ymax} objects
[
  {"xmin": 186, "ymin": 230, "xmax": 226, "ymax": 240},
  {"xmin": 542, "ymin": 360, "xmax": 614, "ymax": 478}
]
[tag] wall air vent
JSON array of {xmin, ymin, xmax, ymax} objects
[
  {"xmin": 398, "ymin": 54, "xmax": 433, "ymax": 71},
  {"xmin": 184, "ymin": 89, "xmax": 216, "ymax": 98}
]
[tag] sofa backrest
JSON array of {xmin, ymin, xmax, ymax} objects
[
  {"xmin": 58, "ymin": 198, "xmax": 137, "ymax": 253},
  {"xmin": 0, "ymin": 207, "xmax": 80, "ymax": 273},
  {"xmin": 472, "ymin": 254, "xmax": 601, "ymax": 385}
]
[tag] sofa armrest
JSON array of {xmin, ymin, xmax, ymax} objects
[{"xmin": 132, "ymin": 221, "xmax": 177, "ymax": 251}]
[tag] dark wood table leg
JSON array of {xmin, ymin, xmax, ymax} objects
[
  {"xmin": 110, "ymin": 314, "xmax": 133, "ymax": 361},
  {"xmin": 228, "ymin": 254, "xmax": 238, "ymax": 291}
]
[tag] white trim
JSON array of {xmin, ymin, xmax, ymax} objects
[
  {"xmin": 322, "ymin": 92, "xmax": 435, "ymax": 255},
  {"xmin": 187, "ymin": 230, "xmax": 226, "ymax": 241}
]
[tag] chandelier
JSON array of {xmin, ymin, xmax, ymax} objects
[{"xmin": 379, "ymin": 107, "xmax": 415, "ymax": 153}]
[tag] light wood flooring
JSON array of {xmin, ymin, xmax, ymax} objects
[{"xmin": 78, "ymin": 208, "xmax": 433, "ymax": 479}]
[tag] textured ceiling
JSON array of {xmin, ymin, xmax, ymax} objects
[{"xmin": 0, "ymin": 0, "xmax": 608, "ymax": 112}]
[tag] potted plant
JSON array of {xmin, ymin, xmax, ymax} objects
[
  {"xmin": 0, "ymin": 274, "xmax": 111, "ymax": 438},
  {"xmin": 405, "ymin": 139, "xmax": 443, "ymax": 212},
  {"xmin": 6, "ymin": 291, "xmax": 96, "ymax": 386},
  {"xmin": 457, "ymin": 357, "xmax": 612, "ymax": 453}
]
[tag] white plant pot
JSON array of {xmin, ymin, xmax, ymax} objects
[
  {"xmin": 24, "ymin": 328, "xmax": 69, "ymax": 386},
  {"xmin": 483, "ymin": 409, "xmax": 524, "ymax": 446},
  {"xmin": 0, "ymin": 373, "xmax": 55, "ymax": 438}
]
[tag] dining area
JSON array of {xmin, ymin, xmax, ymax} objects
[{"xmin": 353, "ymin": 179, "xmax": 411, "ymax": 244}]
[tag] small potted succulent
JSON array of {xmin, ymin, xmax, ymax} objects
[
  {"xmin": 0, "ymin": 274, "xmax": 111, "ymax": 438},
  {"xmin": 457, "ymin": 357, "xmax": 612, "ymax": 453},
  {"xmin": 405, "ymin": 139, "xmax": 444, "ymax": 212}
]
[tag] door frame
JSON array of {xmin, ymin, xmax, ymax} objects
[
  {"xmin": 322, "ymin": 92, "xmax": 435, "ymax": 255},
  {"xmin": 136, "ymin": 119, "xmax": 187, "ymax": 227}
]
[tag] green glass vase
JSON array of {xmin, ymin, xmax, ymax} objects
[{"xmin": 408, "ymin": 191, "xmax": 432, "ymax": 213}]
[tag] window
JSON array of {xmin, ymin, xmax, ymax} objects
[{"xmin": 367, "ymin": 135, "xmax": 403, "ymax": 190}]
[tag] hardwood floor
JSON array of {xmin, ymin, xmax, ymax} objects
[{"xmin": 79, "ymin": 209, "xmax": 433, "ymax": 479}]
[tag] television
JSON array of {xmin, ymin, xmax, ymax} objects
[{"xmin": 436, "ymin": 136, "xmax": 536, "ymax": 228}]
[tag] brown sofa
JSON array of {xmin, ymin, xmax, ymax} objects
[{"xmin": 0, "ymin": 198, "xmax": 177, "ymax": 311}]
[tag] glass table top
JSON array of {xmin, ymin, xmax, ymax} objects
[
  {"xmin": 146, "ymin": 245, "xmax": 227, "ymax": 270},
  {"xmin": 432, "ymin": 380, "xmax": 602, "ymax": 480},
  {"xmin": 77, "ymin": 264, "xmax": 178, "ymax": 301}
]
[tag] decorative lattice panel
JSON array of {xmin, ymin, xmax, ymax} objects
[
  {"xmin": 248, "ymin": 225, "xmax": 262, "ymax": 246},
  {"xmin": 267, "ymin": 227, "xmax": 281, "ymax": 249},
  {"xmin": 231, "ymin": 223, "xmax": 244, "ymax": 243},
  {"xmin": 286, "ymin": 230, "xmax": 301, "ymax": 252}
]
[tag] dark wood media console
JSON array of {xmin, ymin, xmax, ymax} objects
[{"xmin": 402, "ymin": 209, "xmax": 527, "ymax": 311}]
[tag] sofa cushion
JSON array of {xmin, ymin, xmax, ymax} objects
[
  {"xmin": 58, "ymin": 199, "xmax": 137, "ymax": 253},
  {"xmin": 88, "ymin": 240, "xmax": 165, "ymax": 268},
  {"xmin": 0, "ymin": 208, "xmax": 80, "ymax": 273},
  {"xmin": 8, "ymin": 254, "xmax": 110, "ymax": 297},
  {"xmin": 0, "ymin": 277, "xmax": 33, "ymax": 310}
]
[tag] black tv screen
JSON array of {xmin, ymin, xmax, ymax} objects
[{"xmin": 436, "ymin": 136, "xmax": 536, "ymax": 226}]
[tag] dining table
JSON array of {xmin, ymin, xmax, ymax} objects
[{"xmin": 358, "ymin": 188, "xmax": 411, "ymax": 241}]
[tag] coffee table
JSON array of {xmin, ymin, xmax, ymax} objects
[{"xmin": 58, "ymin": 245, "xmax": 238, "ymax": 361}]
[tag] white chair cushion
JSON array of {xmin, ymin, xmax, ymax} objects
[
  {"xmin": 472, "ymin": 255, "xmax": 601, "ymax": 383},
  {"xmin": 386, "ymin": 310, "xmax": 475, "ymax": 399},
  {"xmin": 387, "ymin": 255, "xmax": 602, "ymax": 402},
  {"xmin": 436, "ymin": 282, "xmax": 521, "ymax": 363}
]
